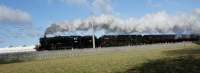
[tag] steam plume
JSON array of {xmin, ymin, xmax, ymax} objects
[{"xmin": 45, "ymin": 9, "xmax": 200, "ymax": 36}]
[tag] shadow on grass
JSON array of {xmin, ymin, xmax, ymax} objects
[
  {"xmin": 163, "ymin": 45, "xmax": 200, "ymax": 60},
  {"xmin": 193, "ymin": 41, "xmax": 200, "ymax": 45},
  {"xmin": 0, "ymin": 52, "xmax": 35, "ymax": 64},
  {"xmin": 123, "ymin": 44, "xmax": 200, "ymax": 73},
  {"xmin": 165, "ymin": 46, "xmax": 200, "ymax": 56},
  {"xmin": 125, "ymin": 56, "xmax": 200, "ymax": 73},
  {"xmin": 0, "ymin": 59, "xmax": 24, "ymax": 64}
]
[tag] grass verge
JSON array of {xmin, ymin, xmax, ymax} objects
[{"xmin": 0, "ymin": 43, "xmax": 197, "ymax": 73}]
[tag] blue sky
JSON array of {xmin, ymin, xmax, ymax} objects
[{"xmin": 0, "ymin": 0, "xmax": 200, "ymax": 47}]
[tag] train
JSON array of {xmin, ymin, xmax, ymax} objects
[{"xmin": 35, "ymin": 34, "xmax": 200, "ymax": 51}]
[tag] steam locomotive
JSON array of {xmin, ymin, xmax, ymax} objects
[{"xmin": 36, "ymin": 34, "xmax": 199, "ymax": 51}]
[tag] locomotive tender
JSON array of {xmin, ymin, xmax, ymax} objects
[{"xmin": 36, "ymin": 34, "xmax": 199, "ymax": 51}]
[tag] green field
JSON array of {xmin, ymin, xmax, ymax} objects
[{"xmin": 0, "ymin": 43, "xmax": 199, "ymax": 73}]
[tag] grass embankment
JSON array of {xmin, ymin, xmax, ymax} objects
[
  {"xmin": 126, "ymin": 43, "xmax": 200, "ymax": 73},
  {"xmin": 0, "ymin": 43, "xmax": 198, "ymax": 73}
]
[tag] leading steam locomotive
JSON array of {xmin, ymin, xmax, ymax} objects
[{"xmin": 36, "ymin": 34, "xmax": 199, "ymax": 51}]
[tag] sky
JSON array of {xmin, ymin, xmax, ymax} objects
[{"xmin": 0, "ymin": 0, "xmax": 200, "ymax": 47}]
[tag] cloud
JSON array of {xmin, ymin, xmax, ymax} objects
[
  {"xmin": 0, "ymin": 5, "xmax": 38, "ymax": 39},
  {"xmin": 193, "ymin": 8, "xmax": 200, "ymax": 14},
  {"xmin": 62, "ymin": 0, "xmax": 88, "ymax": 5},
  {"xmin": 48, "ymin": 0, "xmax": 88, "ymax": 5},
  {"xmin": 49, "ymin": 0, "xmax": 114, "ymax": 15},
  {"xmin": 45, "ymin": 8, "xmax": 200, "ymax": 35},
  {"xmin": 91, "ymin": 0, "xmax": 113, "ymax": 14},
  {"xmin": 0, "ymin": 5, "xmax": 31, "ymax": 24},
  {"xmin": 146, "ymin": 0, "xmax": 161, "ymax": 8},
  {"xmin": 0, "ymin": 37, "xmax": 5, "ymax": 43},
  {"xmin": 191, "ymin": 0, "xmax": 200, "ymax": 3}
]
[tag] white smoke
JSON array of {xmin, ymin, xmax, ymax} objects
[{"xmin": 45, "ymin": 9, "xmax": 200, "ymax": 36}]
